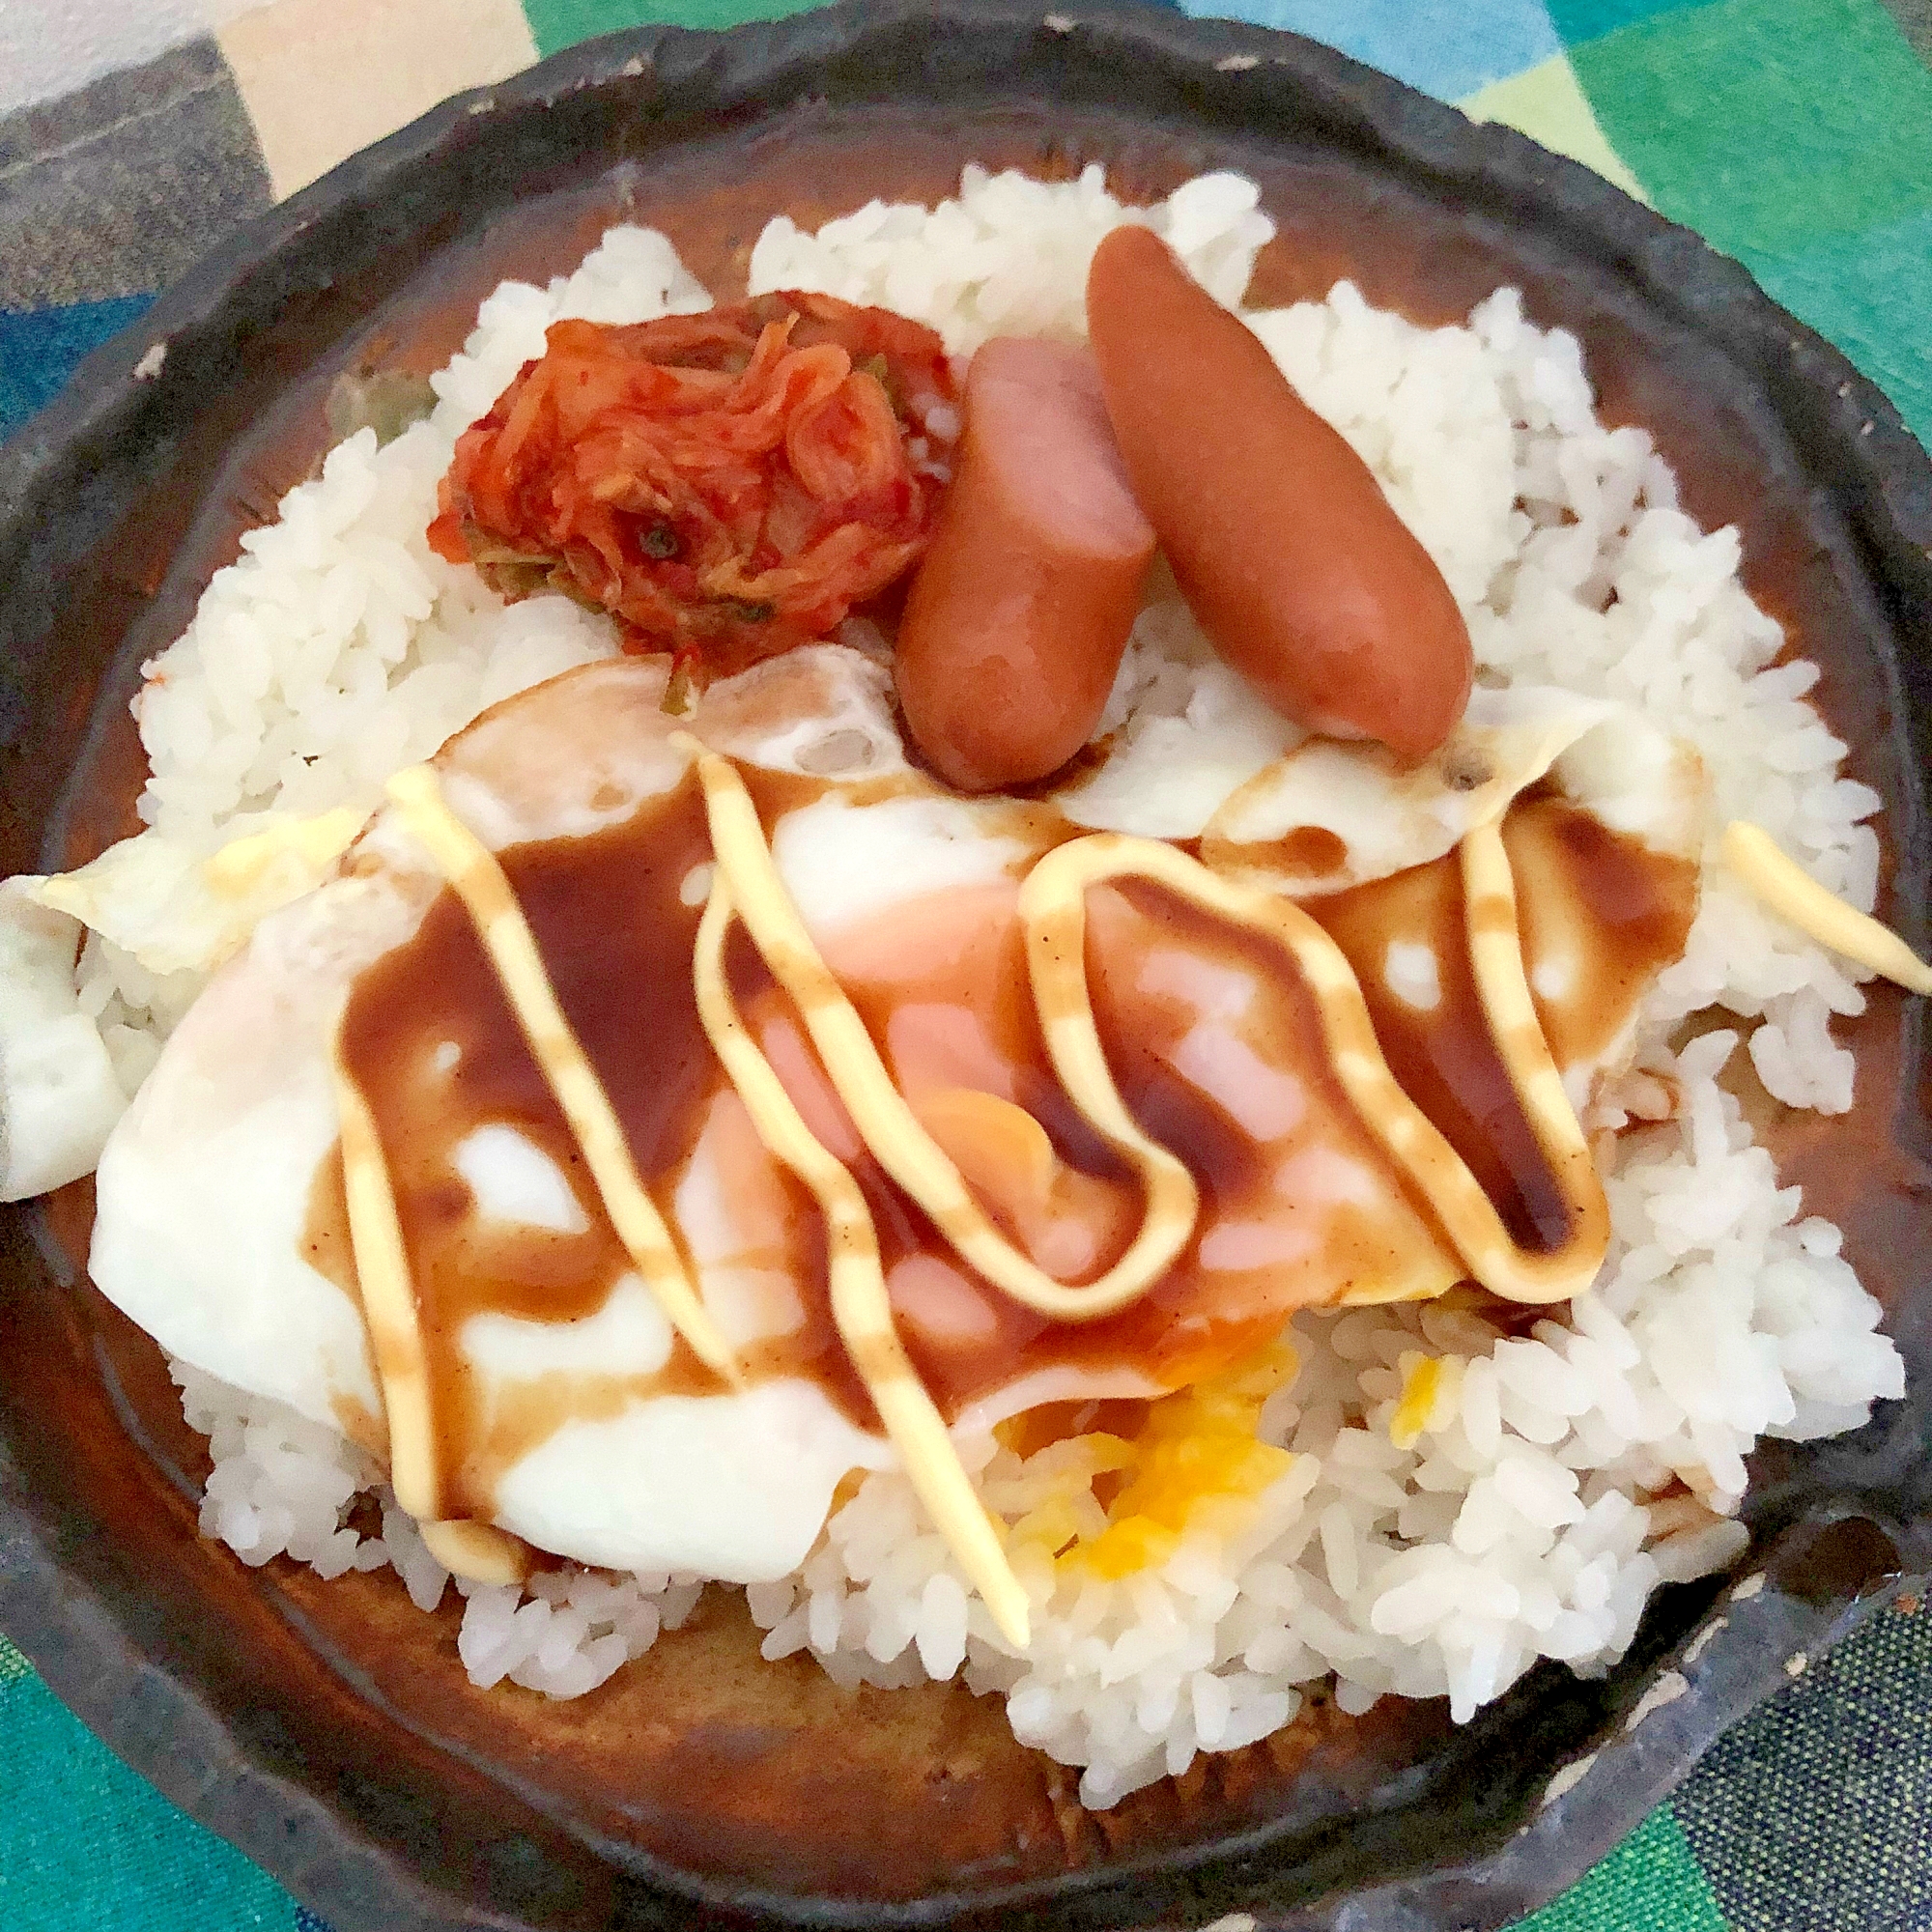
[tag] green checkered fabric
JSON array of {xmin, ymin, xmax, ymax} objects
[
  {"xmin": 9, "ymin": 1605, "xmax": 1931, "ymax": 1927},
  {"xmin": 3, "ymin": 1, "xmax": 1929, "ymax": 1927}
]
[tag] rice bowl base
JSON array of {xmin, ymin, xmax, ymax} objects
[
  {"xmin": 69, "ymin": 167, "xmax": 1897, "ymax": 1816},
  {"xmin": 4, "ymin": 7, "xmax": 1931, "ymax": 1931}
]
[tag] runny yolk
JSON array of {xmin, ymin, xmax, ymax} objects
[{"xmin": 1001, "ymin": 1342, "xmax": 1301, "ymax": 1581}]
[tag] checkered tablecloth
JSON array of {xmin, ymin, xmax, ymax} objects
[{"xmin": 4, "ymin": 1, "xmax": 1931, "ymax": 1927}]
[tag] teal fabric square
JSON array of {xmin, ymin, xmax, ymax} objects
[
  {"xmin": 1875, "ymin": 0, "xmax": 1932, "ymax": 60},
  {"xmin": 1546, "ymin": 0, "xmax": 1704, "ymax": 37},
  {"xmin": 1567, "ymin": 0, "xmax": 1932, "ymax": 258},
  {"xmin": 1739, "ymin": 206, "xmax": 1932, "ymax": 447},
  {"xmin": 1179, "ymin": 0, "xmax": 1563, "ymax": 98},
  {"xmin": 1515, "ymin": 1806, "xmax": 1730, "ymax": 1931},
  {"xmin": 0, "ymin": 294, "xmax": 154, "ymax": 438},
  {"xmin": 0, "ymin": 1667, "xmax": 292, "ymax": 1931}
]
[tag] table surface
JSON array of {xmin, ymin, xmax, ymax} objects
[{"xmin": 3, "ymin": 1, "xmax": 1930, "ymax": 1928}]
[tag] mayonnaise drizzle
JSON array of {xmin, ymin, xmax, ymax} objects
[
  {"xmin": 335, "ymin": 741, "xmax": 1623, "ymax": 1604},
  {"xmin": 693, "ymin": 870, "xmax": 1031, "ymax": 1646},
  {"xmin": 1459, "ymin": 820, "xmax": 1611, "ymax": 1293},
  {"xmin": 1722, "ymin": 819, "xmax": 1932, "ymax": 995},
  {"xmin": 419, "ymin": 1518, "xmax": 529, "ymax": 1585},
  {"xmin": 334, "ymin": 1045, "xmax": 534, "ymax": 1580}
]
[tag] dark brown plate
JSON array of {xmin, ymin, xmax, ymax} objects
[{"xmin": 4, "ymin": 3, "xmax": 1931, "ymax": 1927}]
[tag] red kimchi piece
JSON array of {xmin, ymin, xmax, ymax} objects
[{"xmin": 427, "ymin": 293, "xmax": 958, "ymax": 677}]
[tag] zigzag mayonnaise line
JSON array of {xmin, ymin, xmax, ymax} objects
[
  {"xmin": 381, "ymin": 763, "xmax": 741, "ymax": 1384},
  {"xmin": 682, "ymin": 740, "xmax": 1201, "ymax": 1321},
  {"xmin": 353, "ymin": 741, "xmax": 1609, "ymax": 1599},
  {"xmin": 1017, "ymin": 833, "xmax": 1610, "ymax": 1304},
  {"xmin": 692, "ymin": 871, "xmax": 1032, "ymax": 1648}
]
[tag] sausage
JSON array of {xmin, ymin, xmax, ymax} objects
[
  {"xmin": 894, "ymin": 338, "xmax": 1155, "ymax": 793},
  {"xmin": 1085, "ymin": 225, "xmax": 1472, "ymax": 765}
]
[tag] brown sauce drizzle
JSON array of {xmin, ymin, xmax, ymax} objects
[
  {"xmin": 321, "ymin": 760, "xmax": 1693, "ymax": 1525},
  {"xmin": 1253, "ymin": 824, "xmax": 1350, "ymax": 883},
  {"xmin": 302, "ymin": 1142, "xmax": 359, "ymax": 1304},
  {"xmin": 1313, "ymin": 855, "xmax": 1569, "ymax": 1250},
  {"xmin": 1307, "ymin": 791, "xmax": 1697, "ymax": 1250},
  {"xmin": 300, "ymin": 1146, "xmax": 392, "ymax": 1458},
  {"xmin": 1503, "ymin": 788, "xmax": 1700, "ymax": 1071},
  {"xmin": 338, "ymin": 776, "xmax": 730, "ymax": 1512},
  {"xmin": 776, "ymin": 880, "xmax": 1285, "ymax": 1419}
]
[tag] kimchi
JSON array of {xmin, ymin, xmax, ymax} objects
[{"xmin": 427, "ymin": 293, "xmax": 958, "ymax": 680}]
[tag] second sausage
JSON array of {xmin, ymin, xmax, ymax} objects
[
  {"xmin": 1085, "ymin": 225, "xmax": 1473, "ymax": 766},
  {"xmin": 894, "ymin": 338, "xmax": 1155, "ymax": 794}
]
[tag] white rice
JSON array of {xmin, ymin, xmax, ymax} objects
[{"xmin": 16, "ymin": 166, "xmax": 1906, "ymax": 1808}]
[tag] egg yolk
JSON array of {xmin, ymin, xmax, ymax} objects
[{"xmin": 999, "ymin": 1342, "xmax": 1299, "ymax": 1581}]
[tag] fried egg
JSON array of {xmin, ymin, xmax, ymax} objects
[{"xmin": 88, "ymin": 639, "xmax": 1703, "ymax": 1584}]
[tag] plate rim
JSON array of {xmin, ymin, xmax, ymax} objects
[{"xmin": 3, "ymin": 4, "xmax": 1931, "ymax": 1929}]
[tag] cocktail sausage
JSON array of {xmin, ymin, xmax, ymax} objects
[
  {"xmin": 1086, "ymin": 225, "xmax": 1472, "ymax": 764},
  {"xmin": 895, "ymin": 338, "xmax": 1155, "ymax": 793}
]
